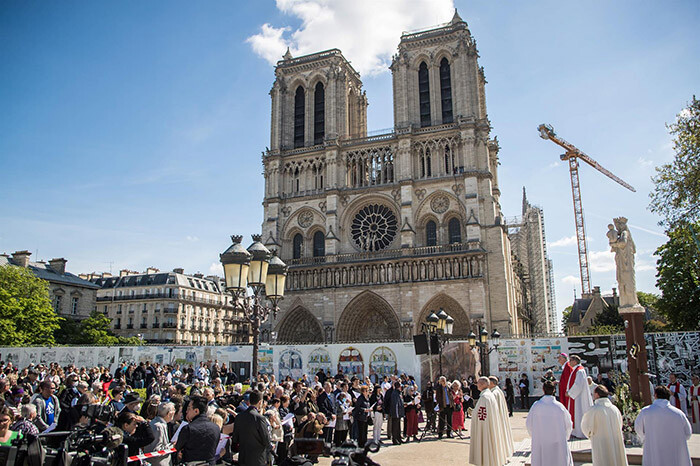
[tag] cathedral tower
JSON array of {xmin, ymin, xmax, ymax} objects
[{"xmin": 261, "ymin": 11, "xmax": 521, "ymax": 345}]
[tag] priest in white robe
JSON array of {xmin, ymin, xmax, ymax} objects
[
  {"xmin": 469, "ymin": 377, "xmax": 508, "ymax": 466},
  {"xmin": 489, "ymin": 376, "xmax": 514, "ymax": 457},
  {"xmin": 580, "ymin": 385, "xmax": 628, "ymax": 466},
  {"xmin": 669, "ymin": 373, "xmax": 688, "ymax": 418},
  {"xmin": 689, "ymin": 375, "xmax": 700, "ymax": 434},
  {"xmin": 635, "ymin": 385, "xmax": 692, "ymax": 466},
  {"xmin": 566, "ymin": 354, "xmax": 593, "ymax": 438},
  {"xmin": 526, "ymin": 380, "xmax": 573, "ymax": 466}
]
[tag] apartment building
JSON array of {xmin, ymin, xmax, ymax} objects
[{"xmin": 90, "ymin": 268, "xmax": 251, "ymax": 345}]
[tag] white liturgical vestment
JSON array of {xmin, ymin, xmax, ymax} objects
[
  {"xmin": 581, "ymin": 397, "xmax": 628, "ymax": 466},
  {"xmin": 634, "ymin": 399, "xmax": 691, "ymax": 466},
  {"xmin": 669, "ymin": 381, "xmax": 688, "ymax": 417},
  {"xmin": 689, "ymin": 384, "xmax": 700, "ymax": 434},
  {"xmin": 567, "ymin": 364, "xmax": 593, "ymax": 438},
  {"xmin": 526, "ymin": 395, "xmax": 573, "ymax": 466},
  {"xmin": 469, "ymin": 389, "xmax": 508, "ymax": 466},
  {"xmin": 491, "ymin": 386, "xmax": 514, "ymax": 457}
]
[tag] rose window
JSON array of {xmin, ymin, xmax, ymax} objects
[{"xmin": 351, "ymin": 204, "xmax": 398, "ymax": 251}]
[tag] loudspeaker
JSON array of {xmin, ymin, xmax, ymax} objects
[
  {"xmin": 413, "ymin": 334, "xmax": 428, "ymax": 355},
  {"xmin": 413, "ymin": 334, "xmax": 440, "ymax": 355},
  {"xmin": 430, "ymin": 334, "xmax": 440, "ymax": 354}
]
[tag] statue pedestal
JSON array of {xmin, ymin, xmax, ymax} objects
[{"xmin": 619, "ymin": 306, "xmax": 652, "ymax": 405}]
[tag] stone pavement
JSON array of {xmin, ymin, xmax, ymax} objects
[{"xmin": 315, "ymin": 411, "xmax": 700, "ymax": 466}]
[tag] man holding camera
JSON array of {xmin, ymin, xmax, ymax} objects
[{"xmin": 175, "ymin": 395, "xmax": 220, "ymax": 465}]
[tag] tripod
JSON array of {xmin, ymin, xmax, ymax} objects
[{"xmin": 417, "ymin": 405, "xmax": 464, "ymax": 442}]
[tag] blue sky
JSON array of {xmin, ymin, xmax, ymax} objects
[{"xmin": 1, "ymin": 0, "xmax": 698, "ymax": 330}]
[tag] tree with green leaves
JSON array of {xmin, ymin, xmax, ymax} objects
[
  {"xmin": 654, "ymin": 224, "xmax": 700, "ymax": 330},
  {"xmin": 561, "ymin": 305, "xmax": 573, "ymax": 335},
  {"xmin": 55, "ymin": 311, "xmax": 141, "ymax": 346},
  {"xmin": 650, "ymin": 96, "xmax": 700, "ymax": 229},
  {"xmin": 0, "ymin": 265, "xmax": 61, "ymax": 346}
]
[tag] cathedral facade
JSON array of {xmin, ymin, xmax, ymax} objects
[{"xmin": 260, "ymin": 12, "xmax": 527, "ymax": 343}]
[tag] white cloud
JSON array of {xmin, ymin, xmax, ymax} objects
[
  {"xmin": 208, "ymin": 262, "xmax": 223, "ymax": 275},
  {"xmin": 589, "ymin": 250, "xmax": 616, "ymax": 273},
  {"xmin": 637, "ymin": 157, "xmax": 654, "ymax": 168},
  {"xmin": 548, "ymin": 235, "xmax": 593, "ymax": 248},
  {"xmin": 561, "ymin": 275, "xmax": 579, "ymax": 285},
  {"xmin": 186, "ymin": 235, "xmax": 199, "ymax": 242},
  {"xmin": 549, "ymin": 235, "xmax": 577, "ymax": 248},
  {"xmin": 247, "ymin": 0, "xmax": 456, "ymax": 76}
]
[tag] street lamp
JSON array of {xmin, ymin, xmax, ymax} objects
[
  {"xmin": 468, "ymin": 324, "xmax": 500, "ymax": 376},
  {"xmin": 421, "ymin": 308, "xmax": 454, "ymax": 381},
  {"xmin": 220, "ymin": 234, "xmax": 287, "ymax": 379}
]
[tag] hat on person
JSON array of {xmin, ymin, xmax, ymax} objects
[
  {"xmin": 559, "ymin": 352, "xmax": 568, "ymax": 358},
  {"xmin": 10, "ymin": 387, "xmax": 24, "ymax": 396},
  {"xmin": 123, "ymin": 392, "xmax": 142, "ymax": 404}
]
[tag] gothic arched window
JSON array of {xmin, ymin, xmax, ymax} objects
[
  {"xmin": 419, "ymin": 62, "xmax": 431, "ymax": 127},
  {"xmin": 293, "ymin": 233, "xmax": 303, "ymax": 259},
  {"xmin": 294, "ymin": 86, "xmax": 305, "ymax": 148},
  {"xmin": 440, "ymin": 57, "xmax": 453, "ymax": 124},
  {"xmin": 314, "ymin": 82, "xmax": 325, "ymax": 145},
  {"xmin": 313, "ymin": 231, "xmax": 325, "ymax": 257},
  {"xmin": 426, "ymin": 220, "xmax": 437, "ymax": 246},
  {"xmin": 448, "ymin": 218, "xmax": 462, "ymax": 244}
]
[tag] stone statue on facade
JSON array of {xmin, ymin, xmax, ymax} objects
[{"xmin": 608, "ymin": 217, "xmax": 643, "ymax": 311}]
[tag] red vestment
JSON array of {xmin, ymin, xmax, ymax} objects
[
  {"xmin": 564, "ymin": 365, "xmax": 582, "ymax": 425},
  {"xmin": 559, "ymin": 363, "xmax": 573, "ymax": 419}
]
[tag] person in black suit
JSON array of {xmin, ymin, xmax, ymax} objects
[
  {"xmin": 232, "ymin": 390, "xmax": 272, "ymax": 466},
  {"xmin": 175, "ymin": 395, "xmax": 220, "ymax": 465}
]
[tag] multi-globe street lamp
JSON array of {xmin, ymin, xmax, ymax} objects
[
  {"xmin": 220, "ymin": 234, "xmax": 287, "ymax": 379},
  {"xmin": 421, "ymin": 308, "xmax": 455, "ymax": 381},
  {"xmin": 468, "ymin": 325, "xmax": 500, "ymax": 376}
]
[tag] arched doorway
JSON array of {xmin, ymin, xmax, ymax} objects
[
  {"xmin": 336, "ymin": 291, "xmax": 401, "ymax": 341},
  {"xmin": 415, "ymin": 293, "xmax": 471, "ymax": 338},
  {"xmin": 276, "ymin": 306, "xmax": 324, "ymax": 343}
]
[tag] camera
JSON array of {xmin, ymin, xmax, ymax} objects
[
  {"xmin": 293, "ymin": 439, "xmax": 380, "ymax": 466},
  {"xmin": 79, "ymin": 403, "xmax": 116, "ymax": 424}
]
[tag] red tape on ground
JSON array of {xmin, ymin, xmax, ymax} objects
[{"xmin": 127, "ymin": 447, "xmax": 177, "ymax": 461}]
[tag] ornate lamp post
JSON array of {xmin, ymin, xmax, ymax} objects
[
  {"xmin": 421, "ymin": 308, "xmax": 454, "ymax": 380},
  {"xmin": 220, "ymin": 235, "xmax": 287, "ymax": 379},
  {"xmin": 468, "ymin": 325, "xmax": 500, "ymax": 376}
]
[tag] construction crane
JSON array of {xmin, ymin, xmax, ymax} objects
[{"xmin": 538, "ymin": 124, "xmax": 636, "ymax": 295}]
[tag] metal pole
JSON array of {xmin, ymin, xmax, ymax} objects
[
  {"xmin": 426, "ymin": 327, "xmax": 434, "ymax": 383},
  {"xmin": 252, "ymin": 315, "xmax": 259, "ymax": 381}
]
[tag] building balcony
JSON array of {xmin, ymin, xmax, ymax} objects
[
  {"xmin": 152, "ymin": 323, "xmax": 160, "ymax": 328},
  {"xmin": 162, "ymin": 322, "xmax": 177, "ymax": 329},
  {"xmin": 164, "ymin": 308, "xmax": 178, "ymax": 314},
  {"xmin": 114, "ymin": 324, "xmax": 121, "ymax": 329},
  {"xmin": 140, "ymin": 323, "xmax": 148, "ymax": 329},
  {"xmin": 126, "ymin": 324, "xmax": 134, "ymax": 329}
]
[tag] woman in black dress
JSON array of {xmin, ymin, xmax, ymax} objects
[{"xmin": 505, "ymin": 378, "xmax": 515, "ymax": 416}]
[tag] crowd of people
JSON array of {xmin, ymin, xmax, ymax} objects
[
  {"xmin": 0, "ymin": 359, "xmax": 516, "ymax": 465},
  {"xmin": 527, "ymin": 352, "xmax": 697, "ymax": 466},
  {"xmin": 1, "ymin": 354, "xmax": 698, "ymax": 466}
]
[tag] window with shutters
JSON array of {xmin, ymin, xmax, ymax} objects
[
  {"xmin": 448, "ymin": 218, "xmax": 462, "ymax": 244},
  {"xmin": 313, "ymin": 82, "xmax": 325, "ymax": 145},
  {"xmin": 293, "ymin": 233, "xmax": 303, "ymax": 259},
  {"xmin": 440, "ymin": 58, "xmax": 453, "ymax": 124},
  {"xmin": 313, "ymin": 231, "xmax": 325, "ymax": 257},
  {"xmin": 294, "ymin": 86, "xmax": 305, "ymax": 148},
  {"xmin": 419, "ymin": 62, "xmax": 431, "ymax": 127}
]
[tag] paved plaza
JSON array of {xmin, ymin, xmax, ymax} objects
[{"xmin": 316, "ymin": 411, "xmax": 700, "ymax": 466}]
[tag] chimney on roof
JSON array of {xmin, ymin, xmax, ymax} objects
[
  {"xmin": 146, "ymin": 267, "xmax": 159, "ymax": 274},
  {"xmin": 173, "ymin": 268, "xmax": 184, "ymax": 274},
  {"xmin": 593, "ymin": 286, "xmax": 601, "ymax": 295},
  {"xmin": 120, "ymin": 269, "xmax": 131, "ymax": 277},
  {"xmin": 48, "ymin": 258, "xmax": 67, "ymax": 275},
  {"xmin": 11, "ymin": 250, "xmax": 31, "ymax": 268},
  {"xmin": 194, "ymin": 273, "xmax": 204, "ymax": 279},
  {"xmin": 612, "ymin": 287, "xmax": 617, "ymax": 296},
  {"xmin": 102, "ymin": 272, "xmax": 112, "ymax": 278}
]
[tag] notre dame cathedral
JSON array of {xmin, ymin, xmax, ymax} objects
[{"xmin": 260, "ymin": 11, "xmax": 547, "ymax": 343}]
